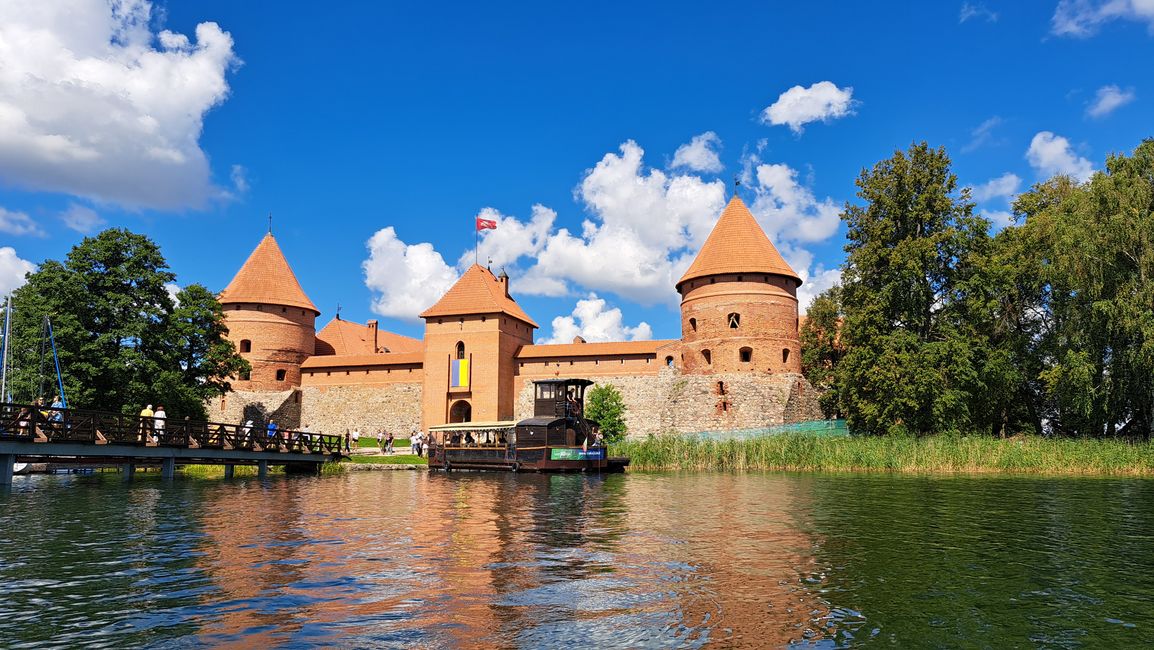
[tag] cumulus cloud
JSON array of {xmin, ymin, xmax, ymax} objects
[
  {"xmin": 796, "ymin": 266, "xmax": 842, "ymax": 316},
  {"xmin": 363, "ymin": 227, "xmax": 459, "ymax": 321},
  {"xmin": 165, "ymin": 282, "xmax": 181, "ymax": 306},
  {"xmin": 960, "ymin": 2, "xmax": 999, "ymax": 22},
  {"xmin": 0, "ymin": 0, "xmax": 238, "ymax": 210},
  {"xmin": 458, "ymin": 204, "xmax": 555, "ymax": 271},
  {"xmin": 1086, "ymin": 84, "xmax": 1136, "ymax": 118},
  {"xmin": 1027, "ymin": 131, "xmax": 1094, "ymax": 182},
  {"xmin": 230, "ymin": 164, "xmax": 250, "ymax": 194},
  {"xmin": 962, "ymin": 116, "xmax": 1004, "ymax": 153},
  {"xmin": 0, "ymin": 207, "xmax": 45, "ymax": 237},
  {"xmin": 541, "ymin": 293, "xmax": 653, "ymax": 344},
  {"xmin": 1052, "ymin": 0, "xmax": 1154, "ymax": 36},
  {"xmin": 970, "ymin": 172, "xmax": 1022, "ymax": 202},
  {"xmin": 670, "ymin": 131, "xmax": 723, "ymax": 173},
  {"xmin": 0, "ymin": 247, "xmax": 36, "ymax": 298},
  {"xmin": 60, "ymin": 203, "xmax": 106, "ymax": 234},
  {"xmin": 747, "ymin": 163, "xmax": 841, "ymax": 243},
  {"xmin": 760, "ymin": 81, "xmax": 857, "ymax": 134}
]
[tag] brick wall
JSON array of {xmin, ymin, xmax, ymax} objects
[{"xmin": 300, "ymin": 382, "xmax": 423, "ymax": 438}]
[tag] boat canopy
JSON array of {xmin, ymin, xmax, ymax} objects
[{"xmin": 428, "ymin": 420, "xmax": 517, "ymax": 432}]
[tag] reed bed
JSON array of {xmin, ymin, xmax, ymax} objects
[
  {"xmin": 610, "ymin": 434, "xmax": 1154, "ymax": 476},
  {"xmin": 178, "ymin": 464, "xmax": 283, "ymax": 478}
]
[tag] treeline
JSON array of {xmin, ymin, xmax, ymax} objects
[
  {"xmin": 3, "ymin": 229, "xmax": 249, "ymax": 419},
  {"xmin": 802, "ymin": 139, "xmax": 1154, "ymax": 439}
]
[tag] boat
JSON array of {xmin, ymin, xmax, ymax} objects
[{"xmin": 427, "ymin": 378, "xmax": 629, "ymax": 473}]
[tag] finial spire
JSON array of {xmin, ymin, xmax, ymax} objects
[
  {"xmin": 734, "ymin": 175, "xmax": 741, "ymax": 192},
  {"xmin": 268, "ymin": 212, "xmax": 273, "ymax": 234},
  {"xmin": 335, "ymin": 303, "xmax": 342, "ymax": 320}
]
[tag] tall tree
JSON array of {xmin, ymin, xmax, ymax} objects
[
  {"xmin": 837, "ymin": 143, "xmax": 991, "ymax": 436},
  {"xmin": 585, "ymin": 383, "xmax": 628, "ymax": 443},
  {"xmin": 800, "ymin": 285, "xmax": 845, "ymax": 418}
]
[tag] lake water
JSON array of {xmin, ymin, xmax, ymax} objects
[{"xmin": 1, "ymin": 470, "xmax": 1152, "ymax": 648}]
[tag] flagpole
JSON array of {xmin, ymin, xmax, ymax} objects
[{"xmin": 475, "ymin": 221, "xmax": 479, "ymax": 266}]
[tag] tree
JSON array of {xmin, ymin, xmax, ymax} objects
[
  {"xmin": 800, "ymin": 285, "xmax": 845, "ymax": 418},
  {"xmin": 837, "ymin": 142, "xmax": 992, "ymax": 436},
  {"xmin": 585, "ymin": 383, "xmax": 628, "ymax": 443},
  {"xmin": 6, "ymin": 229, "xmax": 248, "ymax": 418}
]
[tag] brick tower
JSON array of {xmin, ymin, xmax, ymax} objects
[
  {"xmin": 419, "ymin": 265, "xmax": 537, "ymax": 427},
  {"xmin": 219, "ymin": 233, "xmax": 319, "ymax": 390},
  {"xmin": 676, "ymin": 196, "xmax": 802, "ymax": 374}
]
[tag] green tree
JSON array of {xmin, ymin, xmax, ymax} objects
[
  {"xmin": 7, "ymin": 229, "xmax": 248, "ymax": 418},
  {"xmin": 800, "ymin": 285, "xmax": 845, "ymax": 418},
  {"xmin": 837, "ymin": 142, "xmax": 992, "ymax": 436},
  {"xmin": 585, "ymin": 383, "xmax": 627, "ymax": 443}
]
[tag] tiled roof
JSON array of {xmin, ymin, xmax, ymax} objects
[
  {"xmin": 301, "ymin": 352, "xmax": 424, "ymax": 369},
  {"xmin": 419, "ymin": 264, "xmax": 538, "ymax": 327},
  {"xmin": 677, "ymin": 196, "xmax": 800, "ymax": 289},
  {"xmin": 219, "ymin": 233, "xmax": 319, "ymax": 313},
  {"xmin": 516, "ymin": 339, "xmax": 678, "ymax": 359},
  {"xmin": 314, "ymin": 318, "xmax": 422, "ymax": 355}
]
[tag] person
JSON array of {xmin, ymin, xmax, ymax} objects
[
  {"xmin": 241, "ymin": 419, "xmax": 254, "ymax": 444},
  {"xmin": 412, "ymin": 431, "xmax": 424, "ymax": 457},
  {"xmin": 376, "ymin": 429, "xmax": 384, "ymax": 452},
  {"xmin": 16, "ymin": 405, "xmax": 32, "ymax": 436},
  {"xmin": 267, "ymin": 419, "xmax": 278, "ymax": 445},
  {"xmin": 152, "ymin": 405, "xmax": 167, "ymax": 443},
  {"xmin": 463, "ymin": 431, "xmax": 475, "ymax": 446},
  {"xmin": 344, "ymin": 430, "xmax": 352, "ymax": 453},
  {"xmin": 385, "ymin": 430, "xmax": 394, "ymax": 455},
  {"xmin": 566, "ymin": 388, "xmax": 580, "ymax": 417},
  {"xmin": 352, "ymin": 428, "xmax": 361, "ymax": 449},
  {"xmin": 300, "ymin": 424, "xmax": 312, "ymax": 449},
  {"xmin": 49, "ymin": 395, "xmax": 64, "ymax": 425},
  {"xmin": 139, "ymin": 403, "xmax": 154, "ymax": 443}
]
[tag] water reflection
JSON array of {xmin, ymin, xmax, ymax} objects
[{"xmin": 2, "ymin": 472, "xmax": 1153, "ymax": 648}]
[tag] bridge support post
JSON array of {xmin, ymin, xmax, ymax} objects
[
  {"xmin": 223, "ymin": 464, "xmax": 234, "ymax": 479},
  {"xmin": 1, "ymin": 454, "xmax": 14, "ymax": 486},
  {"xmin": 258, "ymin": 460, "xmax": 268, "ymax": 478},
  {"xmin": 161, "ymin": 457, "xmax": 175, "ymax": 479},
  {"xmin": 123, "ymin": 462, "xmax": 136, "ymax": 481}
]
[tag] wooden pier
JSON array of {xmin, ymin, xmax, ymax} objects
[{"xmin": 0, "ymin": 402, "xmax": 344, "ymax": 484}]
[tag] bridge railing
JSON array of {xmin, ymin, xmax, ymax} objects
[{"xmin": 0, "ymin": 402, "xmax": 343, "ymax": 455}]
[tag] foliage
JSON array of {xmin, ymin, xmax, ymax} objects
[
  {"xmin": 837, "ymin": 142, "xmax": 991, "ymax": 436},
  {"xmin": 5, "ymin": 229, "xmax": 249, "ymax": 418},
  {"xmin": 799, "ymin": 285, "xmax": 844, "ymax": 418},
  {"xmin": 585, "ymin": 383, "xmax": 628, "ymax": 443}
]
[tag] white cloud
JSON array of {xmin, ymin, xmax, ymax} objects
[
  {"xmin": 363, "ymin": 227, "xmax": 459, "ymax": 321},
  {"xmin": 230, "ymin": 164, "xmax": 249, "ymax": 194},
  {"xmin": 796, "ymin": 266, "xmax": 842, "ymax": 316},
  {"xmin": 165, "ymin": 282, "xmax": 181, "ymax": 306},
  {"xmin": 971, "ymin": 172, "xmax": 1022, "ymax": 202},
  {"xmin": 1052, "ymin": 0, "xmax": 1154, "ymax": 36},
  {"xmin": 748, "ymin": 163, "xmax": 841, "ymax": 243},
  {"xmin": 541, "ymin": 293, "xmax": 653, "ymax": 344},
  {"xmin": 0, "ymin": 207, "xmax": 45, "ymax": 237},
  {"xmin": 0, "ymin": 0, "xmax": 239, "ymax": 210},
  {"xmin": 0, "ymin": 247, "xmax": 36, "ymax": 298},
  {"xmin": 983, "ymin": 209, "xmax": 1016, "ymax": 229},
  {"xmin": 962, "ymin": 116, "xmax": 1003, "ymax": 153},
  {"xmin": 960, "ymin": 2, "xmax": 999, "ymax": 22},
  {"xmin": 1026, "ymin": 131, "xmax": 1094, "ymax": 182},
  {"xmin": 760, "ymin": 81, "xmax": 857, "ymax": 134},
  {"xmin": 60, "ymin": 203, "xmax": 106, "ymax": 234},
  {"xmin": 458, "ymin": 204, "xmax": 555, "ymax": 271},
  {"xmin": 1086, "ymin": 84, "xmax": 1136, "ymax": 117},
  {"xmin": 670, "ymin": 131, "xmax": 723, "ymax": 173}
]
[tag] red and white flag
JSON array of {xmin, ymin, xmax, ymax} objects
[{"xmin": 476, "ymin": 217, "xmax": 497, "ymax": 231}]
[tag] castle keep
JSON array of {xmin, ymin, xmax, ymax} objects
[{"xmin": 213, "ymin": 196, "xmax": 822, "ymax": 437}]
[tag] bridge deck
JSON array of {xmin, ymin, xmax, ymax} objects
[{"xmin": 0, "ymin": 402, "xmax": 344, "ymax": 484}]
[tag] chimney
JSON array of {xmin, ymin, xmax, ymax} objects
[{"xmin": 367, "ymin": 319, "xmax": 379, "ymax": 353}]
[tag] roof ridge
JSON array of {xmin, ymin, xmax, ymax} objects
[
  {"xmin": 677, "ymin": 196, "xmax": 800, "ymax": 288},
  {"xmin": 219, "ymin": 233, "xmax": 319, "ymax": 313}
]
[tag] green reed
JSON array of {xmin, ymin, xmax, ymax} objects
[
  {"xmin": 610, "ymin": 434, "xmax": 1154, "ymax": 475},
  {"xmin": 178, "ymin": 464, "xmax": 283, "ymax": 478}
]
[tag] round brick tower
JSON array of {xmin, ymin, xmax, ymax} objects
[
  {"xmin": 676, "ymin": 196, "xmax": 802, "ymax": 375},
  {"xmin": 219, "ymin": 233, "xmax": 319, "ymax": 390}
]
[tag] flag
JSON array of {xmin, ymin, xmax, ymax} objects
[{"xmin": 476, "ymin": 217, "xmax": 497, "ymax": 231}]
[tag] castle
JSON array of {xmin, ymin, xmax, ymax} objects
[{"xmin": 213, "ymin": 196, "xmax": 822, "ymax": 437}]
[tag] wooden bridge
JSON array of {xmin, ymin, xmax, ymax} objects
[{"xmin": 0, "ymin": 402, "xmax": 345, "ymax": 484}]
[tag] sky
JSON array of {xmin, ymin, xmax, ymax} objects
[{"xmin": 0, "ymin": 0, "xmax": 1152, "ymax": 345}]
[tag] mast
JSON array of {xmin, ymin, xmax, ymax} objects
[{"xmin": 1, "ymin": 294, "xmax": 10, "ymax": 401}]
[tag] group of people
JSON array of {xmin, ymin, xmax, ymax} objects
[
  {"xmin": 12, "ymin": 395, "xmax": 66, "ymax": 436},
  {"xmin": 137, "ymin": 403, "xmax": 167, "ymax": 443}
]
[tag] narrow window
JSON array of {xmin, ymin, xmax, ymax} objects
[
  {"xmin": 281, "ymin": 307, "xmax": 287, "ymax": 313},
  {"xmin": 456, "ymin": 341, "xmax": 466, "ymax": 359},
  {"xmin": 728, "ymin": 313, "xmax": 740, "ymax": 329},
  {"xmin": 239, "ymin": 339, "xmax": 252, "ymax": 353},
  {"xmin": 783, "ymin": 348, "xmax": 791, "ymax": 364},
  {"xmin": 702, "ymin": 349, "xmax": 712, "ymax": 365},
  {"xmin": 740, "ymin": 347, "xmax": 753, "ymax": 363},
  {"xmin": 689, "ymin": 318, "xmax": 697, "ymax": 332},
  {"xmin": 717, "ymin": 380, "xmax": 726, "ymax": 395},
  {"xmin": 737, "ymin": 275, "xmax": 743, "ymax": 282},
  {"xmin": 665, "ymin": 356, "xmax": 674, "ymax": 366},
  {"xmin": 276, "ymin": 369, "xmax": 287, "ymax": 381}
]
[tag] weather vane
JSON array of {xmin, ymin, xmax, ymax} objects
[{"xmin": 268, "ymin": 212, "xmax": 273, "ymax": 234}]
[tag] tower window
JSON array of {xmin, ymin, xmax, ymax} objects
[
  {"xmin": 239, "ymin": 339, "xmax": 252, "ymax": 353},
  {"xmin": 728, "ymin": 313, "xmax": 740, "ymax": 329},
  {"xmin": 281, "ymin": 307, "xmax": 287, "ymax": 313},
  {"xmin": 783, "ymin": 349, "xmax": 790, "ymax": 364},
  {"xmin": 665, "ymin": 356, "xmax": 674, "ymax": 367},
  {"xmin": 740, "ymin": 347, "xmax": 753, "ymax": 363},
  {"xmin": 456, "ymin": 341, "xmax": 466, "ymax": 359},
  {"xmin": 276, "ymin": 369, "xmax": 286, "ymax": 381},
  {"xmin": 702, "ymin": 349, "xmax": 712, "ymax": 365},
  {"xmin": 689, "ymin": 318, "xmax": 697, "ymax": 332}
]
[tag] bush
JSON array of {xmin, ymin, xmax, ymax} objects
[{"xmin": 585, "ymin": 384, "xmax": 627, "ymax": 443}]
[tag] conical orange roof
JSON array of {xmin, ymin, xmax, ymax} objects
[
  {"xmin": 219, "ymin": 233, "xmax": 319, "ymax": 314},
  {"xmin": 677, "ymin": 196, "xmax": 801, "ymax": 290},
  {"xmin": 419, "ymin": 264, "xmax": 538, "ymax": 328}
]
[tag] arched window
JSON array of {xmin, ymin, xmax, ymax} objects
[
  {"xmin": 456, "ymin": 341, "xmax": 466, "ymax": 359},
  {"xmin": 782, "ymin": 348, "xmax": 790, "ymax": 364},
  {"xmin": 275, "ymin": 369, "xmax": 286, "ymax": 381},
  {"xmin": 665, "ymin": 356, "xmax": 674, "ymax": 367},
  {"xmin": 449, "ymin": 400, "xmax": 472, "ymax": 423},
  {"xmin": 239, "ymin": 339, "xmax": 252, "ymax": 353},
  {"xmin": 689, "ymin": 318, "xmax": 697, "ymax": 332},
  {"xmin": 740, "ymin": 347, "xmax": 753, "ymax": 363},
  {"xmin": 728, "ymin": 313, "xmax": 740, "ymax": 329},
  {"xmin": 702, "ymin": 349, "xmax": 712, "ymax": 365}
]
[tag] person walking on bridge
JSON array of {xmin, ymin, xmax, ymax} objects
[
  {"xmin": 138, "ymin": 404, "xmax": 153, "ymax": 443},
  {"xmin": 152, "ymin": 405, "xmax": 166, "ymax": 443}
]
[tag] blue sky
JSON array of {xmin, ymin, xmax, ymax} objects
[{"xmin": 0, "ymin": 1, "xmax": 1151, "ymax": 344}]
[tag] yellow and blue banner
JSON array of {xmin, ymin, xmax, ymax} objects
[{"xmin": 451, "ymin": 358, "xmax": 469, "ymax": 388}]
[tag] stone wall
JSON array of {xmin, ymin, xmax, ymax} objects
[
  {"xmin": 209, "ymin": 388, "xmax": 303, "ymax": 430},
  {"xmin": 515, "ymin": 367, "xmax": 824, "ymax": 438},
  {"xmin": 300, "ymin": 382, "xmax": 423, "ymax": 438}
]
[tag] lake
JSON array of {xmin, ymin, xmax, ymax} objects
[{"xmin": 1, "ymin": 470, "xmax": 1151, "ymax": 648}]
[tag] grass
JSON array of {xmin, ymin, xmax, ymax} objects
[
  {"xmin": 347, "ymin": 453, "xmax": 428, "ymax": 465},
  {"xmin": 356, "ymin": 437, "xmax": 411, "ymax": 449},
  {"xmin": 179, "ymin": 464, "xmax": 283, "ymax": 478},
  {"xmin": 610, "ymin": 433, "xmax": 1154, "ymax": 476}
]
